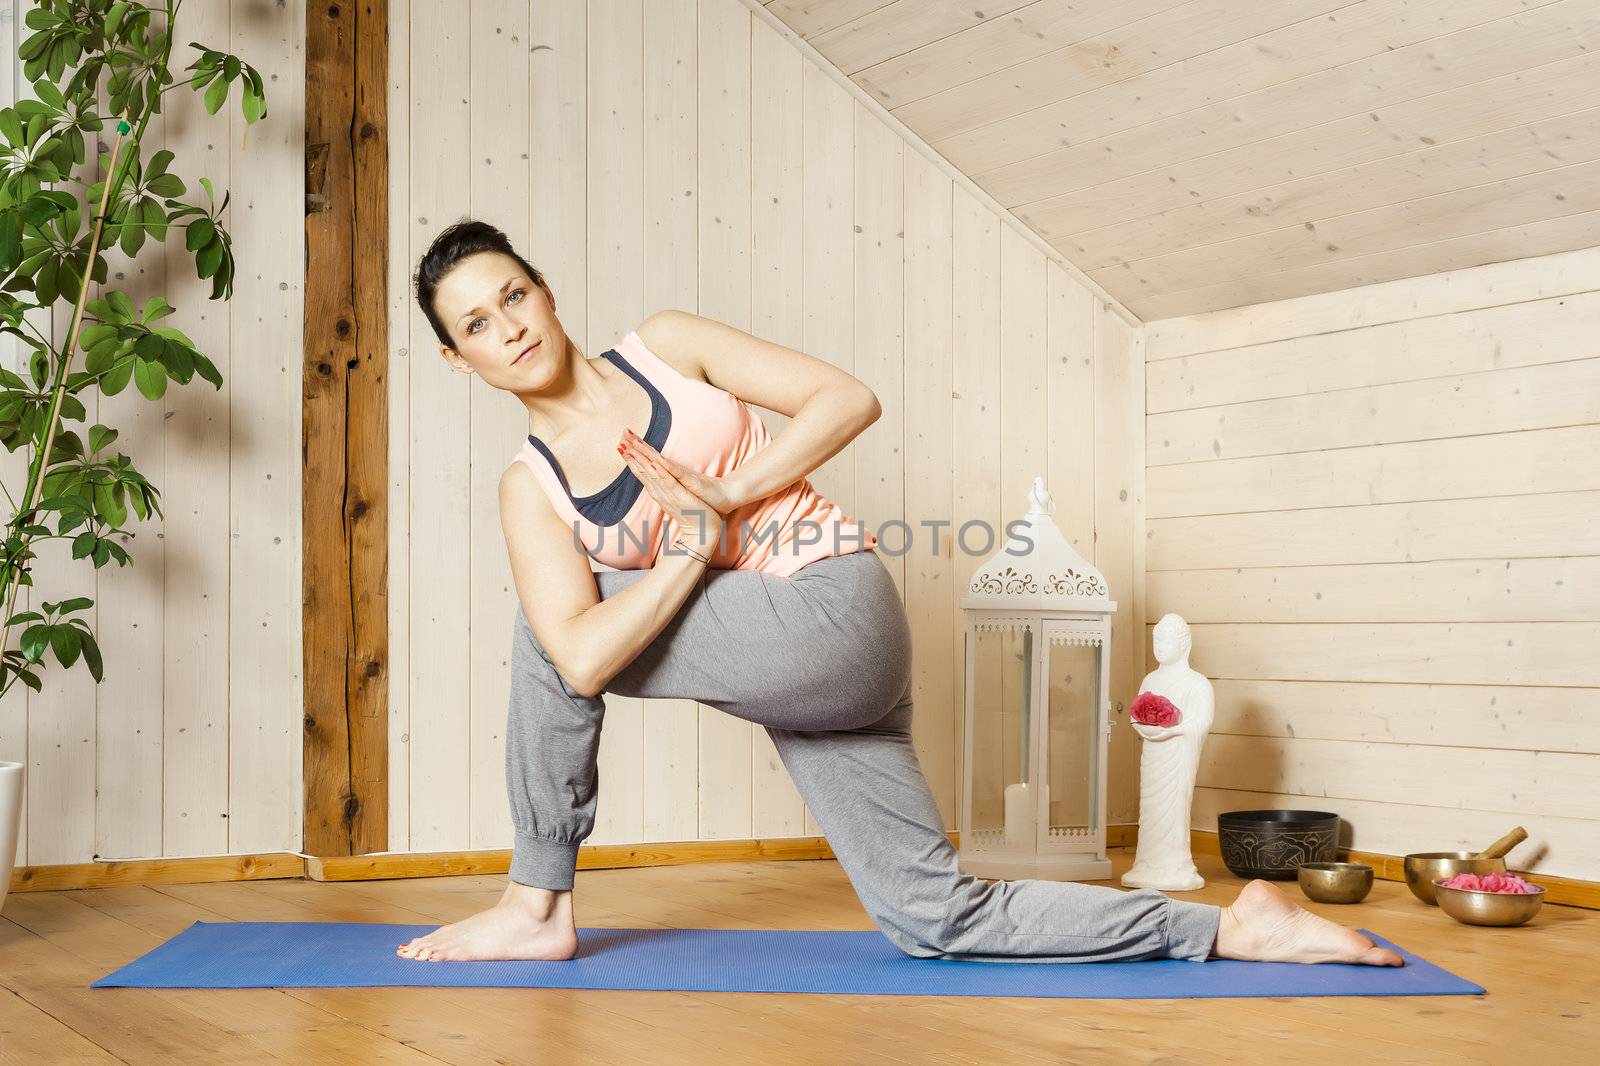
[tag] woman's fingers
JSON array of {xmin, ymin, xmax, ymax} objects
[
  {"xmin": 621, "ymin": 440, "xmax": 716, "ymax": 540},
  {"xmin": 623, "ymin": 429, "xmax": 682, "ymax": 485},
  {"xmin": 621, "ymin": 443, "xmax": 691, "ymax": 519},
  {"xmin": 629, "ymin": 436, "xmax": 713, "ymax": 518},
  {"xmin": 619, "ymin": 429, "xmax": 725, "ymax": 540},
  {"xmin": 622, "ymin": 435, "xmax": 688, "ymax": 502}
]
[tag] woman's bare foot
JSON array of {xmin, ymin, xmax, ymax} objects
[
  {"xmin": 396, "ymin": 881, "xmax": 579, "ymax": 962},
  {"xmin": 1210, "ymin": 879, "xmax": 1405, "ymax": 966}
]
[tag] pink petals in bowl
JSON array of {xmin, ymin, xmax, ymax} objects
[
  {"xmin": 1130, "ymin": 691, "xmax": 1181, "ymax": 727},
  {"xmin": 1438, "ymin": 871, "xmax": 1540, "ymax": 894},
  {"xmin": 1433, "ymin": 870, "xmax": 1545, "ymax": 926}
]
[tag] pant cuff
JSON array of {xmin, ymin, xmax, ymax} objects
[
  {"xmin": 1165, "ymin": 898, "xmax": 1223, "ymax": 962},
  {"xmin": 509, "ymin": 830, "xmax": 579, "ymax": 891}
]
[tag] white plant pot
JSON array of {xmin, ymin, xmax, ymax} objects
[{"xmin": 0, "ymin": 761, "xmax": 22, "ymax": 915}]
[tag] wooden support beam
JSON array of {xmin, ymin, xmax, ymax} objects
[{"xmin": 302, "ymin": 0, "xmax": 389, "ymax": 855}]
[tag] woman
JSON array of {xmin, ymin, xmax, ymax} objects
[{"xmin": 395, "ymin": 219, "xmax": 1403, "ymax": 969}]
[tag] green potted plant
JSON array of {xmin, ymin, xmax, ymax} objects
[{"xmin": 0, "ymin": 0, "xmax": 267, "ymax": 907}]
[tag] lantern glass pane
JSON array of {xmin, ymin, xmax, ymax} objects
[
  {"xmin": 967, "ymin": 623, "xmax": 1035, "ymax": 850},
  {"xmin": 1046, "ymin": 638, "xmax": 1100, "ymax": 841}
]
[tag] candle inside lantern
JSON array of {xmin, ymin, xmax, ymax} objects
[{"xmin": 1003, "ymin": 781, "xmax": 1034, "ymax": 846}]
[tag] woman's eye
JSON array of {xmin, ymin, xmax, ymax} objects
[{"xmin": 466, "ymin": 289, "xmax": 523, "ymax": 335}]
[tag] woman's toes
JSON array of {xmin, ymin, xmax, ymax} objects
[{"xmin": 398, "ymin": 934, "xmax": 439, "ymax": 960}]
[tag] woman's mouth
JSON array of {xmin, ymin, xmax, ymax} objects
[{"xmin": 512, "ymin": 338, "xmax": 541, "ymax": 365}]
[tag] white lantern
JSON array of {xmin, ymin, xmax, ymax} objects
[{"xmin": 958, "ymin": 476, "xmax": 1114, "ymax": 881}]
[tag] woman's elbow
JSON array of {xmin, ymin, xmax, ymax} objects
[
  {"xmin": 567, "ymin": 657, "xmax": 603, "ymax": 699},
  {"xmin": 856, "ymin": 385, "xmax": 882, "ymax": 424},
  {"xmin": 545, "ymin": 640, "xmax": 601, "ymax": 699}
]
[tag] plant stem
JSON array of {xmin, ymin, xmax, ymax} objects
[{"xmin": 0, "ymin": 113, "xmax": 132, "ymax": 680}]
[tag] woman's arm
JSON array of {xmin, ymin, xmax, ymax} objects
[
  {"xmin": 500, "ymin": 464, "xmax": 711, "ymax": 699},
  {"xmin": 637, "ymin": 310, "xmax": 881, "ymax": 509}
]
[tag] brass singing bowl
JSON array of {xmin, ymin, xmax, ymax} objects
[
  {"xmin": 1403, "ymin": 852, "xmax": 1505, "ymax": 905},
  {"xmin": 1433, "ymin": 879, "xmax": 1544, "ymax": 926},
  {"xmin": 1297, "ymin": 862, "xmax": 1374, "ymax": 904}
]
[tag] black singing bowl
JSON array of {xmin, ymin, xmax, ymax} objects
[{"xmin": 1217, "ymin": 809, "xmax": 1340, "ymax": 881}]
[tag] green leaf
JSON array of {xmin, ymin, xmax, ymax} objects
[
  {"xmin": 99, "ymin": 356, "xmax": 132, "ymax": 395},
  {"xmin": 185, "ymin": 216, "xmax": 213, "ymax": 251},
  {"xmin": 20, "ymin": 623, "xmax": 49, "ymax": 662},
  {"xmin": 94, "ymin": 478, "xmax": 125, "ymax": 527},
  {"xmin": 163, "ymin": 339, "xmax": 193, "ymax": 379},
  {"xmin": 203, "ymin": 73, "xmax": 228, "ymax": 115},
  {"xmin": 148, "ymin": 172, "xmax": 184, "ymax": 198},
  {"xmin": 79, "ymin": 631, "xmax": 103, "ymax": 681},
  {"xmin": 134, "ymin": 331, "xmax": 163, "ymax": 361},
  {"xmin": 190, "ymin": 350, "xmax": 223, "ymax": 389},
  {"xmin": 17, "ymin": 33, "xmax": 49, "ymax": 63},
  {"xmin": 50, "ymin": 624, "xmax": 81, "ymax": 669},
  {"xmin": 196, "ymin": 237, "xmax": 223, "ymax": 279},
  {"xmin": 139, "ymin": 295, "xmax": 174, "ymax": 323},
  {"xmin": 133, "ymin": 356, "xmax": 166, "ymax": 401}
]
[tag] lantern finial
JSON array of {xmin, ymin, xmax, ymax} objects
[
  {"xmin": 961, "ymin": 473, "xmax": 1114, "ymax": 611},
  {"xmin": 1027, "ymin": 477, "xmax": 1053, "ymax": 516}
]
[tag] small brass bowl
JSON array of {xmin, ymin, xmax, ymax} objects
[
  {"xmin": 1403, "ymin": 852, "xmax": 1505, "ymax": 905},
  {"xmin": 1297, "ymin": 861, "xmax": 1374, "ymax": 904},
  {"xmin": 1432, "ymin": 878, "xmax": 1544, "ymax": 927}
]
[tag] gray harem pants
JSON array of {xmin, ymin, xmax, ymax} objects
[{"xmin": 506, "ymin": 546, "xmax": 1221, "ymax": 963}]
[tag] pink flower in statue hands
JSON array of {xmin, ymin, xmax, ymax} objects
[
  {"xmin": 1440, "ymin": 871, "xmax": 1540, "ymax": 894},
  {"xmin": 1130, "ymin": 691, "xmax": 1181, "ymax": 727}
]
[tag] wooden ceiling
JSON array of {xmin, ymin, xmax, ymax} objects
[{"xmin": 762, "ymin": 0, "xmax": 1600, "ymax": 320}]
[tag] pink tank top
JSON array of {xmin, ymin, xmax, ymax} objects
[{"xmin": 508, "ymin": 329, "xmax": 878, "ymax": 577}]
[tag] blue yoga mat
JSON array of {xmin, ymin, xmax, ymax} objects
[{"xmin": 91, "ymin": 922, "xmax": 1483, "ymax": 998}]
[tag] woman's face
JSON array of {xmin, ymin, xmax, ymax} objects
[{"xmin": 433, "ymin": 250, "xmax": 562, "ymax": 386}]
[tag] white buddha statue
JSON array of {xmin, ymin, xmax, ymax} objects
[{"xmin": 1121, "ymin": 613, "xmax": 1214, "ymax": 892}]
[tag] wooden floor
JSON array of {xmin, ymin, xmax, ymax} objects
[{"xmin": 1, "ymin": 848, "xmax": 1593, "ymax": 1064}]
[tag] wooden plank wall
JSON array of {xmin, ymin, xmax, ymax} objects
[
  {"xmin": 386, "ymin": 0, "xmax": 1150, "ymax": 855},
  {"xmin": 1144, "ymin": 244, "xmax": 1600, "ymax": 880},
  {"xmin": 0, "ymin": 1, "xmax": 304, "ymax": 866}
]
